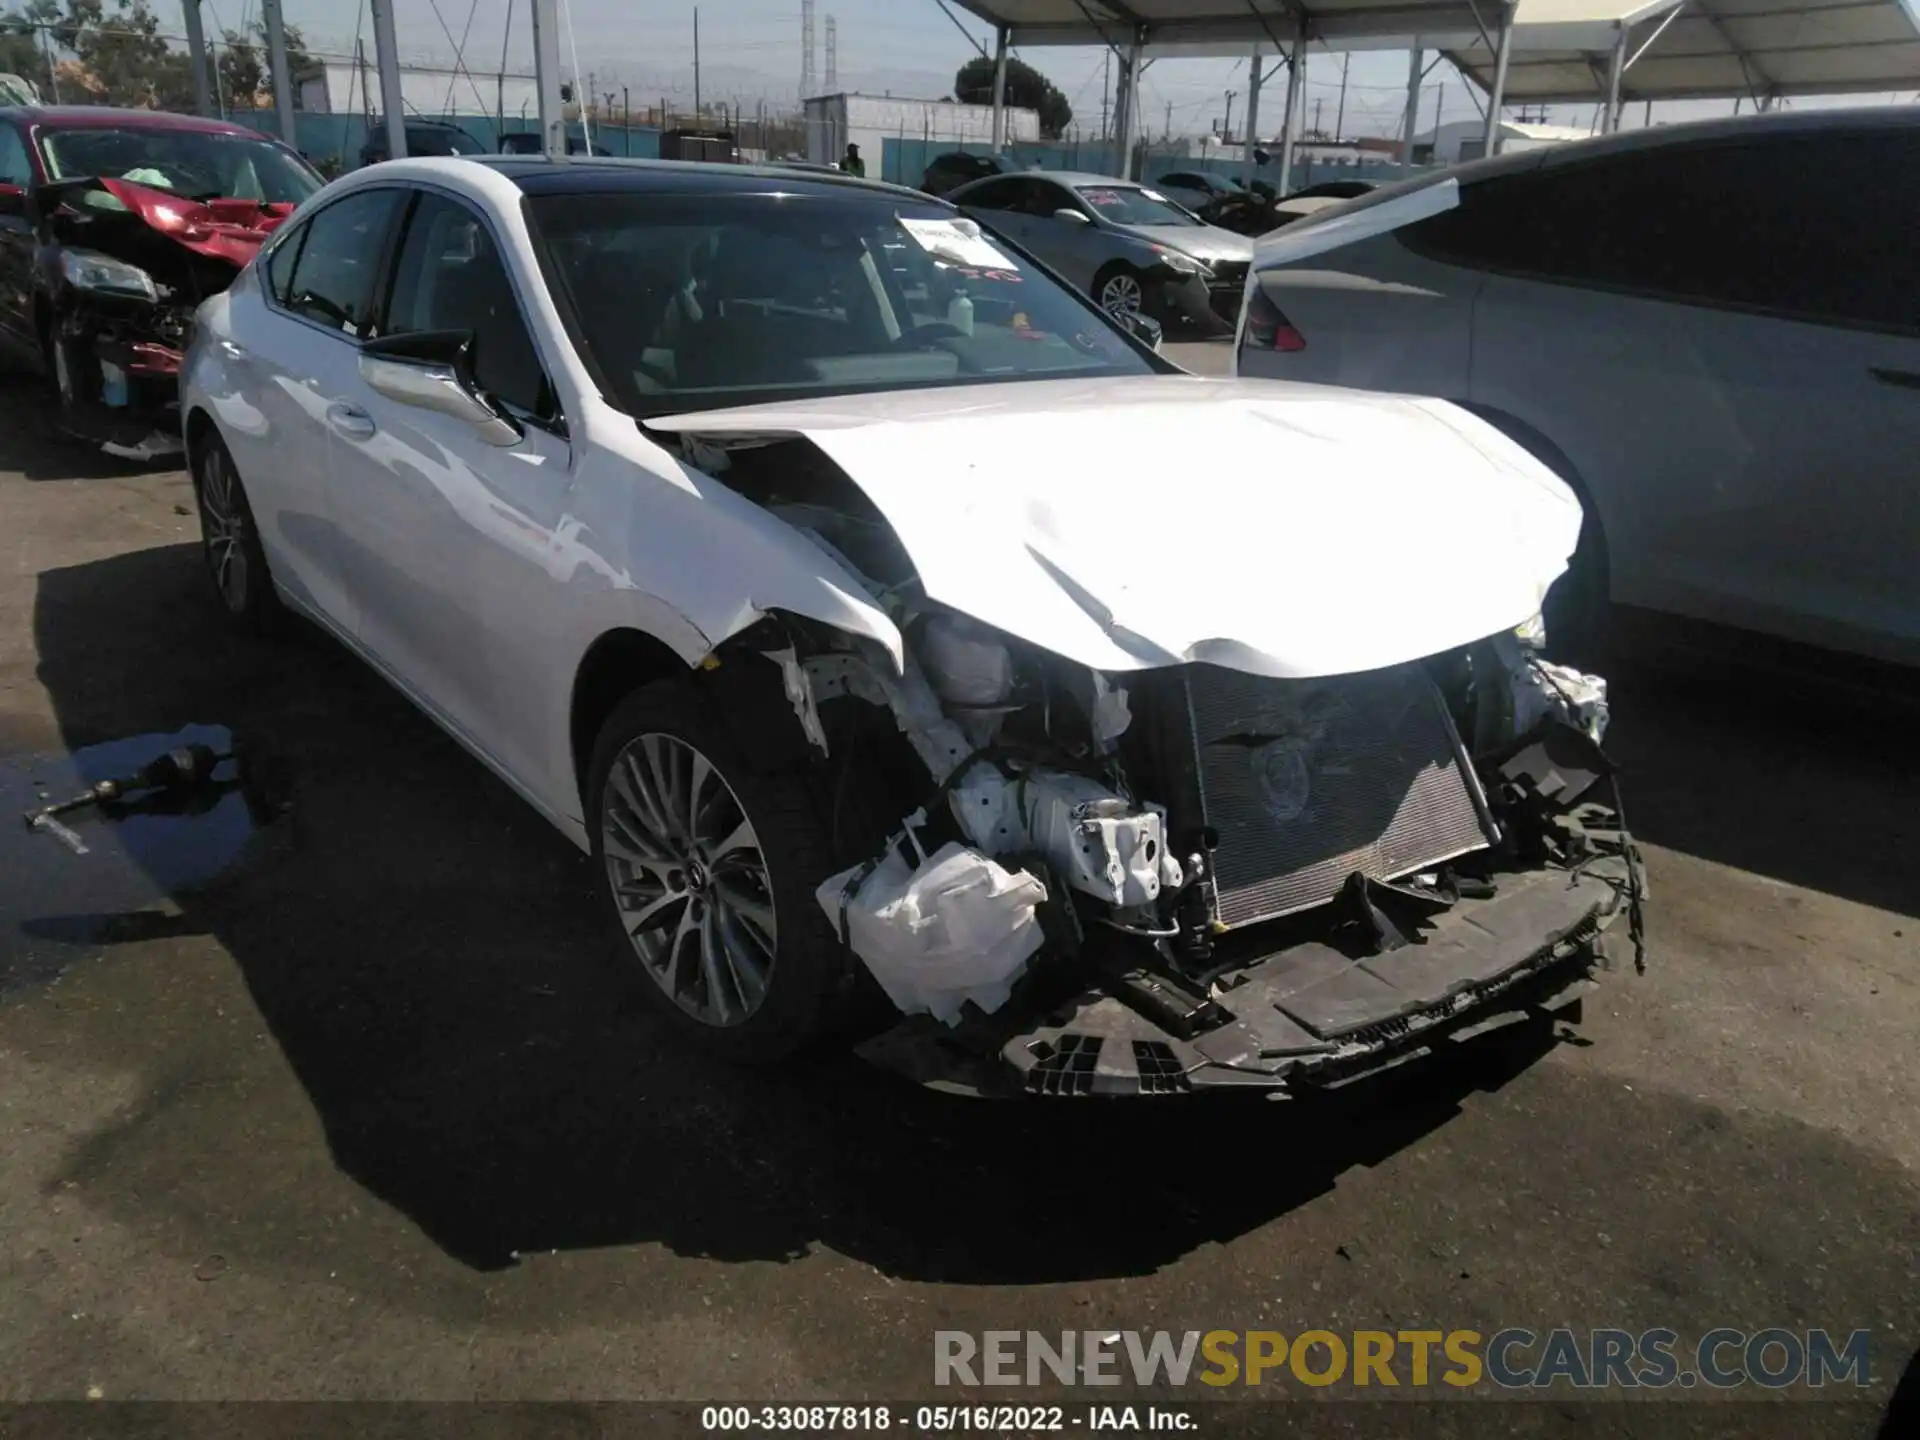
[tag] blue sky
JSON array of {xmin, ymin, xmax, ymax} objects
[{"xmin": 262, "ymin": 0, "xmax": 1904, "ymax": 139}]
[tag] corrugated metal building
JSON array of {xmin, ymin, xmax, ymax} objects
[{"xmin": 297, "ymin": 61, "xmax": 542, "ymax": 125}]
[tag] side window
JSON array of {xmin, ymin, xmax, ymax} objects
[
  {"xmin": 0, "ymin": 125, "xmax": 30, "ymax": 187},
  {"xmin": 381, "ymin": 192, "xmax": 551, "ymax": 416},
  {"xmin": 262, "ymin": 223, "xmax": 306, "ymax": 304},
  {"xmin": 960, "ymin": 177, "xmax": 1022, "ymax": 212},
  {"xmin": 1025, "ymin": 182, "xmax": 1077, "ymax": 218},
  {"xmin": 285, "ymin": 188, "xmax": 402, "ymax": 336}
]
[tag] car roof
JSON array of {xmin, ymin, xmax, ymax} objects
[
  {"xmin": 1009, "ymin": 171, "xmax": 1144, "ymax": 187},
  {"xmin": 0, "ymin": 104, "xmax": 261, "ymax": 137},
  {"xmin": 474, "ymin": 154, "xmax": 937, "ymax": 203}
]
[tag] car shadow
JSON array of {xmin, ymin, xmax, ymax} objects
[{"xmin": 21, "ymin": 540, "xmax": 1571, "ymax": 1280}]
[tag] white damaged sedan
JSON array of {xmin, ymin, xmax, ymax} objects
[{"xmin": 182, "ymin": 156, "xmax": 1642, "ymax": 1096}]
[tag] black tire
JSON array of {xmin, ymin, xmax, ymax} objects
[
  {"xmin": 192, "ymin": 428, "xmax": 283, "ymax": 635},
  {"xmin": 1092, "ymin": 262, "xmax": 1149, "ymax": 323},
  {"xmin": 587, "ymin": 678, "xmax": 858, "ymax": 1065}
]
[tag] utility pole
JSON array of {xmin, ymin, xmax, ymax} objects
[
  {"xmin": 623, "ymin": 85, "xmax": 630, "ymax": 153},
  {"xmin": 693, "ymin": 8, "xmax": 701, "ymax": 117},
  {"xmin": 262, "ymin": 0, "xmax": 296, "ymax": 145},
  {"xmin": 1163, "ymin": 100, "xmax": 1172, "ymax": 141},
  {"xmin": 1223, "ymin": 89, "xmax": 1236, "ymax": 142},
  {"xmin": 1312, "ymin": 95, "xmax": 1323, "ymax": 138},
  {"xmin": 1334, "ymin": 53, "xmax": 1349, "ymax": 141}
]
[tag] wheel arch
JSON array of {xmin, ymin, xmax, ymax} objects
[{"xmin": 1455, "ymin": 401, "xmax": 1610, "ymax": 582}]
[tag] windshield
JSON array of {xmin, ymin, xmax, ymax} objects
[
  {"xmin": 37, "ymin": 126, "xmax": 321, "ymax": 204},
  {"xmin": 529, "ymin": 192, "xmax": 1158, "ymax": 417},
  {"xmin": 1075, "ymin": 184, "xmax": 1203, "ymax": 227}
]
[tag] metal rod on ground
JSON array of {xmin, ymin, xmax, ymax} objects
[
  {"xmin": 369, "ymin": 0, "xmax": 407, "ymax": 160},
  {"xmin": 1604, "ymin": 22, "xmax": 1627, "ymax": 133},
  {"xmin": 262, "ymin": 0, "xmax": 297, "ymax": 146},
  {"xmin": 180, "ymin": 0, "xmax": 213, "ymax": 117},
  {"xmin": 989, "ymin": 25, "xmax": 1008, "ymax": 151},
  {"xmin": 1484, "ymin": 2, "xmax": 1515, "ymax": 157},
  {"xmin": 1241, "ymin": 48, "xmax": 1262, "ymax": 186},
  {"xmin": 1401, "ymin": 40, "xmax": 1422, "ymax": 174},
  {"xmin": 531, "ymin": 0, "xmax": 568, "ymax": 159}
]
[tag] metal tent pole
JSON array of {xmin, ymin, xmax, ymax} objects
[
  {"xmin": 180, "ymin": 1, "xmax": 215, "ymax": 118},
  {"xmin": 1277, "ymin": 27, "xmax": 1305, "ymax": 194},
  {"xmin": 1112, "ymin": 33, "xmax": 1141, "ymax": 178},
  {"xmin": 369, "ymin": 0, "xmax": 407, "ymax": 160},
  {"xmin": 530, "ymin": 0, "xmax": 568, "ymax": 159},
  {"xmin": 1241, "ymin": 45, "xmax": 1263, "ymax": 185},
  {"xmin": 1604, "ymin": 22, "xmax": 1627, "ymax": 133},
  {"xmin": 1401, "ymin": 39, "xmax": 1422, "ymax": 173},
  {"xmin": 1484, "ymin": 3, "xmax": 1515, "ymax": 157},
  {"xmin": 990, "ymin": 25, "xmax": 1009, "ymax": 151},
  {"xmin": 262, "ymin": 0, "xmax": 297, "ymax": 145}
]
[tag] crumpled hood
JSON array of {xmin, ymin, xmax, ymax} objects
[
  {"xmin": 95, "ymin": 178, "xmax": 295, "ymax": 267},
  {"xmin": 649, "ymin": 375, "xmax": 1582, "ymax": 679}
]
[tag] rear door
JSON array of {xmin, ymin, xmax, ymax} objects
[
  {"xmin": 323, "ymin": 185, "xmax": 572, "ymax": 780},
  {"xmin": 1460, "ymin": 127, "xmax": 1920, "ymax": 660},
  {"xmin": 236, "ymin": 185, "xmax": 405, "ymax": 632},
  {"xmin": 0, "ymin": 122, "xmax": 36, "ymax": 353}
]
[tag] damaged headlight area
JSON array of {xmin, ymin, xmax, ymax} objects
[
  {"xmin": 697, "ymin": 435, "xmax": 1642, "ymax": 1099},
  {"xmin": 60, "ymin": 247, "xmax": 161, "ymax": 301}
]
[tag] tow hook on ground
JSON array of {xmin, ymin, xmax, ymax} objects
[{"xmin": 21, "ymin": 743, "xmax": 237, "ymax": 856}]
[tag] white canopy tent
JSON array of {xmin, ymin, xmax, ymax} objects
[{"xmin": 941, "ymin": 0, "xmax": 1920, "ymax": 187}]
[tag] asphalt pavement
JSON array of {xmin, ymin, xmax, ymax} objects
[{"xmin": 0, "ymin": 360, "xmax": 1915, "ymax": 1436}]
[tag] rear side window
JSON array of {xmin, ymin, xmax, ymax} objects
[
  {"xmin": 284, "ymin": 188, "xmax": 402, "ymax": 335},
  {"xmin": 1409, "ymin": 130, "xmax": 1920, "ymax": 333}
]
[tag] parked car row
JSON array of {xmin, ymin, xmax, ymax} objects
[{"xmin": 1238, "ymin": 106, "xmax": 1920, "ymax": 669}]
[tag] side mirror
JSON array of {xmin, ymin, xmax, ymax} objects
[
  {"xmin": 358, "ymin": 329, "xmax": 521, "ymax": 446},
  {"xmin": 1123, "ymin": 312, "xmax": 1163, "ymax": 352},
  {"xmin": 1052, "ymin": 207, "xmax": 1091, "ymax": 225}
]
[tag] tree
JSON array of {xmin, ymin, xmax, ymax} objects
[
  {"xmin": 3, "ymin": 0, "xmax": 196, "ymax": 110},
  {"xmin": 219, "ymin": 16, "xmax": 316, "ymax": 112},
  {"xmin": 954, "ymin": 54, "xmax": 1072, "ymax": 141}
]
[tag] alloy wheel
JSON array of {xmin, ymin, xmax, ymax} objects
[
  {"xmin": 1100, "ymin": 271, "xmax": 1145, "ymax": 320},
  {"xmin": 197, "ymin": 445, "xmax": 251, "ymax": 613},
  {"xmin": 601, "ymin": 732, "xmax": 778, "ymax": 1027}
]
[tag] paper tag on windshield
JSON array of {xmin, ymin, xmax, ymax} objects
[{"xmin": 899, "ymin": 217, "xmax": 1013, "ymax": 269}]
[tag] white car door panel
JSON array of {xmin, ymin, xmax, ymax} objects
[{"xmin": 234, "ymin": 187, "xmax": 405, "ymax": 634}]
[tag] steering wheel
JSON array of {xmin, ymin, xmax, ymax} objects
[{"xmin": 893, "ymin": 322, "xmax": 968, "ymax": 348}]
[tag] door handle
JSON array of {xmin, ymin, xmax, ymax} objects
[
  {"xmin": 1869, "ymin": 366, "xmax": 1920, "ymax": 392},
  {"xmin": 326, "ymin": 402, "xmax": 375, "ymax": 439}
]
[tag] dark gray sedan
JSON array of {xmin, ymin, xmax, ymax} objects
[{"xmin": 949, "ymin": 170, "xmax": 1253, "ymax": 329}]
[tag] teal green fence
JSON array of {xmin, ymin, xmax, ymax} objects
[
  {"xmin": 224, "ymin": 110, "xmax": 663, "ymax": 172},
  {"xmin": 880, "ymin": 135, "xmax": 1416, "ymax": 194}
]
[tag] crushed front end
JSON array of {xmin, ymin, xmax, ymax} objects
[
  {"xmin": 687, "ymin": 430, "xmax": 1644, "ymax": 1100},
  {"xmin": 38, "ymin": 178, "xmax": 292, "ymax": 459}
]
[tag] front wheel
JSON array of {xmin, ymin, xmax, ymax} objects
[
  {"xmin": 587, "ymin": 680, "xmax": 857, "ymax": 1064},
  {"xmin": 1093, "ymin": 263, "xmax": 1148, "ymax": 323}
]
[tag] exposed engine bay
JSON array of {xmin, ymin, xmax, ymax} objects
[
  {"xmin": 36, "ymin": 177, "xmax": 293, "ymax": 458},
  {"xmin": 691, "ymin": 432, "xmax": 1644, "ymax": 1098}
]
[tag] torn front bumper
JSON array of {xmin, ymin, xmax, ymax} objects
[
  {"xmin": 52, "ymin": 296, "xmax": 190, "ymax": 456},
  {"xmin": 855, "ymin": 853, "xmax": 1633, "ymax": 1098}
]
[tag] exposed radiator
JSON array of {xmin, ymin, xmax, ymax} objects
[{"xmin": 1177, "ymin": 664, "xmax": 1495, "ymax": 929}]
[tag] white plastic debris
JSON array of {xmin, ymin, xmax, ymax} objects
[
  {"xmin": 1492, "ymin": 632, "xmax": 1610, "ymax": 745},
  {"xmin": 917, "ymin": 613, "xmax": 1015, "ymax": 707},
  {"xmin": 818, "ymin": 823, "xmax": 1046, "ymax": 1026}
]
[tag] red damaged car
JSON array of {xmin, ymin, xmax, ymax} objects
[{"xmin": 0, "ymin": 105, "xmax": 321, "ymax": 458}]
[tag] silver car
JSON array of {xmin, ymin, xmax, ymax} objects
[
  {"xmin": 1237, "ymin": 108, "xmax": 1920, "ymax": 666},
  {"xmin": 950, "ymin": 170, "xmax": 1253, "ymax": 329}
]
